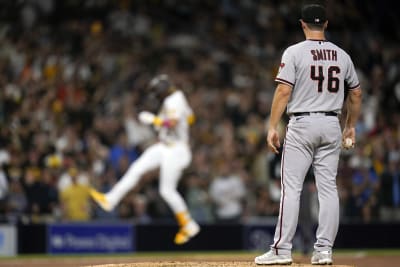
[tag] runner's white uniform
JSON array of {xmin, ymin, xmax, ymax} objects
[
  {"xmin": 271, "ymin": 40, "xmax": 360, "ymax": 255},
  {"xmin": 105, "ymin": 90, "xmax": 193, "ymax": 214}
]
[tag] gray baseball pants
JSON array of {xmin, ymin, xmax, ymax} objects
[{"xmin": 271, "ymin": 113, "xmax": 341, "ymax": 255}]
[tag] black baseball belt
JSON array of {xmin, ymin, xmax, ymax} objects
[{"xmin": 292, "ymin": 111, "xmax": 338, "ymax": 117}]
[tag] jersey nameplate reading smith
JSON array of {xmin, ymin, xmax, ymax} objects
[{"xmin": 311, "ymin": 49, "xmax": 337, "ymax": 61}]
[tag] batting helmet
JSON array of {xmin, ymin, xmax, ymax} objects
[{"xmin": 148, "ymin": 74, "xmax": 172, "ymax": 95}]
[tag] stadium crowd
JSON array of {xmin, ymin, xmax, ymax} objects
[{"xmin": 0, "ymin": 0, "xmax": 399, "ymax": 225}]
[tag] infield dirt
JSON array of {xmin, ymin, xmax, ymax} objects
[
  {"xmin": 2, "ymin": 253, "xmax": 400, "ymax": 267},
  {"xmin": 85, "ymin": 263, "xmax": 353, "ymax": 267}
]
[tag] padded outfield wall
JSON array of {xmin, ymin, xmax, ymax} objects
[{"xmin": 12, "ymin": 221, "xmax": 400, "ymax": 254}]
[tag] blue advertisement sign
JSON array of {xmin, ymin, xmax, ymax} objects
[
  {"xmin": 243, "ymin": 223, "xmax": 313, "ymax": 252},
  {"xmin": 243, "ymin": 224, "xmax": 276, "ymax": 251},
  {"xmin": 48, "ymin": 223, "xmax": 134, "ymax": 254},
  {"xmin": 0, "ymin": 225, "xmax": 17, "ymax": 256}
]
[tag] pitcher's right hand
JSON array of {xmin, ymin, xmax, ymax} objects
[{"xmin": 267, "ymin": 128, "xmax": 280, "ymax": 154}]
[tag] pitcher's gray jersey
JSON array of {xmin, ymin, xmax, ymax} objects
[{"xmin": 276, "ymin": 40, "xmax": 360, "ymax": 114}]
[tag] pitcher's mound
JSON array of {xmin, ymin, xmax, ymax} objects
[{"xmin": 85, "ymin": 262, "xmax": 354, "ymax": 267}]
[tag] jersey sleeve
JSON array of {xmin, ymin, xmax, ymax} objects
[
  {"xmin": 275, "ymin": 49, "xmax": 295, "ymax": 87},
  {"xmin": 345, "ymin": 56, "xmax": 360, "ymax": 90}
]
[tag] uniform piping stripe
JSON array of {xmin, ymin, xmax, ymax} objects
[
  {"xmin": 348, "ymin": 83, "xmax": 360, "ymax": 90},
  {"xmin": 275, "ymin": 78, "xmax": 294, "ymax": 87},
  {"xmin": 273, "ymin": 126, "xmax": 288, "ymax": 255}
]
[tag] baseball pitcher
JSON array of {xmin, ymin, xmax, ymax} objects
[
  {"xmin": 90, "ymin": 74, "xmax": 200, "ymax": 245},
  {"xmin": 255, "ymin": 4, "xmax": 362, "ymax": 265}
]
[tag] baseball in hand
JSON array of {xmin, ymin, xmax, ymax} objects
[{"xmin": 343, "ymin": 138, "xmax": 353, "ymax": 149}]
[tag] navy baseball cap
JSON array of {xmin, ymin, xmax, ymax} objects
[{"xmin": 301, "ymin": 4, "xmax": 327, "ymax": 24}]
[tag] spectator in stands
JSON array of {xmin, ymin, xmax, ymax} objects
[
  {"xmin": 23, "ymin": 167, "xmax": 58, "ymax": 222},
  {"xmin": 0, "ymin": 1, "xmax": 399, "ymax": 224},
  {"xmin": 0, "ymin": 168, "xmax": 9, "ymax": 221},
  {"xmin": 59, "ymin": 167, "xmax": 91, "ymax": 221},
  {"xmin": 254, "ymin": 185, "xmax": 279, "ymax": 217},
  {"xmin": 131, "ymin": 194, "xmax": 152, "ymax": 224},
  {"xmin": 5, "ymin": 179, "xmax": 27, "ymax": 222},
  {"xmin": 209, "ymin": 161, "xmax": 246, "ymax": 223},
  {"xmin": 349, "ymin": 156, "xmax": 380, "ymax": 222},
  {"xmin": 185, "ymin": 173, "xmax": 213, "ymax": 223},
  {"xmin": 379, "ymin": 151, "xmax": 400, "ymax": 221},
  {"xmin": 108, "ymin": 131, "xmax": 139, "ymax": 174}
]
